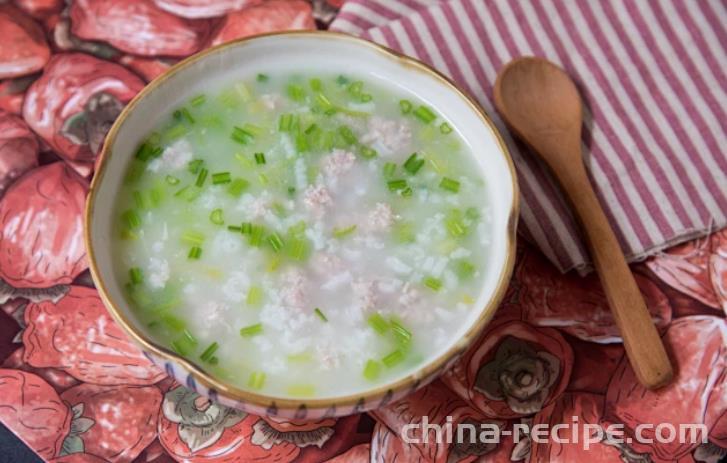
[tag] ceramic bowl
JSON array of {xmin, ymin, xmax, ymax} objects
[{"xmin": 85, "ymin": 31, "xmax": 519, "ymax": 419}]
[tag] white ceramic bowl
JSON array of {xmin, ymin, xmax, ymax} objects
[{"xmin": 86, "ymin": 31, "xmax": 518, "ymax": 419}]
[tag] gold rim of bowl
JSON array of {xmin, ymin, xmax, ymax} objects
[{"xmin": 85, "ymin": 30, "xmax": 520, "ymax": 411}]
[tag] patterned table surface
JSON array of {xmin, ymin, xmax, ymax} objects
[{"xmin": 0, "ymin": 1, "xmax": 725, "ymax": 462}]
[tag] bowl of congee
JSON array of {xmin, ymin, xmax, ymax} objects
[{"xmin": 85, "ymin": 31, "xmax": 518, "ymax": 418}]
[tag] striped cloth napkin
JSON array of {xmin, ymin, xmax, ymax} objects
[{"xmin": 330, "ymin": 0, "xmax": 727, "ymax": 273}]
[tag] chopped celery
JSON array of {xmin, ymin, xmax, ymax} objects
[
  {"xmin": 333, "ymin": 224, "xmax": 357, "ymax": 239},
  {"xmin": 403, "ymin": 153, "xmax": 425, "ymax": 175},
  {"xmin": 314, "ymin": 308, "xmax": 328, "ymax": 322},
  {"xmin": 209, "ymin": 208, "xmax": 224, "ymax": 225},
  {"xmin": 423, "ymin": 276, "xmax": 442, "ymax": 291},
  {"xmin": 227, "ymin": 178, "xmax": 249, "ymax": 198},
  {"xmin": 286, "ymin": 236, "xmax": 311, "ymax": 261},
  {"xmin": 454, "ymin": 260, "xmax": 476, "ymax": 279},
  {"xmin": 287, "ymin": 384, "xmax": 315, "ymax": 397},
  {"xmin": 240, "ymin": 323, "xmax": 263, "ymax": 337},
  {"xmin": 382, "ymin": 349, "xmax": 405, "ymax": 368},
  {"xmin": 212, "ymin": 172, "xmax": 231, "ymax": 185},
  {"xmin": 121, "ymin": 209, "xmax": 141, "ymax": 229},
  {"xmin": 363, "ymin": 359, "xmax": 381, "ymax": 381},
  {"xmin": 413, "ymin": 105, "xmax": 437, "ymax": 123},
  {"xmin": 247, "ymin": 286, "xmax": 263, "ymax": 307},
  {"xmin": 129, "ymin": 267, "xmax": 143, "ymax": 285},
  {"xmin": 368, "ymin": 313, "xmax": 389, "ymax": 335},
  {"xmin": 267, "ymin": 232, "xmax": 284, "ymax": 252},
  {"xmin": 287, "ymin": 83, "xmax": 305, "ymax": 101},
  {"xmin": 188, "ymin": 246, "xmax": 202, "ymax": 260},
  {"xmin": 248, "ymin": 371, "xmax": 266, "ymax": 389},
  {"xmin": 181, "ymin": 230, "xmax": 205, "ymax": 245}
]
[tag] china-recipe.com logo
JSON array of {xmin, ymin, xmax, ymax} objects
[{"xmin": 401, "ymin": 416, "xmax": 708, "ymax": 449}]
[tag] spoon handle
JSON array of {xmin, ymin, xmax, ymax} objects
[{"xmin": 556, "ymin": 162, "xmax": 673, "ymax": 389}]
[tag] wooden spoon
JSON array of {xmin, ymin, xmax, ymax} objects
[{"xmin": 494, "ymin": 57, "xmax": 673, "ymax": 389}]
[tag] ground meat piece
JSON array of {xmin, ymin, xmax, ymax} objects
[
  {"xmin": 149, "ymin": 137, "xmax": 193, "ymax": 172},
  {"xmin": 282, "ymin": 269, "xmax": 307, "ymax": 309},
  {"xmin": 322, "ymin": 149, "xmax": 356, "ymax": 177},
  {"xmin": 303, "ymin": 184, "xmax": 332, "ymax": 215},
  {"xmin": 367, "ymin": 202, "xmax": 394, "ymax": 232},
  {"xmin": 351, "ymin": 278, "xmax": 377, "ymax": 312},
  {"xmin": 361, "ymin": 116, "xmax": 411, "ymax": 156}
]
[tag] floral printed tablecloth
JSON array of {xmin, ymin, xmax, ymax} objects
[{"xmin": 0, "ymin": 1, "xmax": 725, "ymax": 462}]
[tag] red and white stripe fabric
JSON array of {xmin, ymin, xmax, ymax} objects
[{"xmin": 331, "ymin": 0, "xmax": 727, "ymax": 273}]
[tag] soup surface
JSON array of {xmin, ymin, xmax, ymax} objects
[{"xmin": 114, "ymin": 72, "xmax": 492, "ymax": 397}]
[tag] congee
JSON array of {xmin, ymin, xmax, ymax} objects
[{"xmin": 114, "ymin": 73, "xmax": 492, "ymax": 397}]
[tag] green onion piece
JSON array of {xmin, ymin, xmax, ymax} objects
[
  {"xmin": 338, "ymin": 125, "xmax": 358, "ymax": 145},
  {"xmin": 403, "ymin": 153, "xmax": 425, "ymax": 175},
  {"xmin": 188, "ymin": 159, "xmax": 204, "ymax": 174},
  {"xmin": 314, "ymin": 307, "xmax": 328, "ymax": 322},
  {"xmin": 248, "ymin": 371, "xmax": 266, "ymax": 390},
  {"xmin": 315, "ymin": 92, "xmax": 333, "ymax": 110},
  {"xmin": 440, "ymin": 122, "xmax": 453, "ymax": 134},
  {"xmin": 279, "ymin": 113, "xmax": 299, "ymax": 132},
  {"xmin": 257, "ymin": 173, "xmax": 268, "ymax": 185},
  {"xmin": 209, "ymin": 208, "xmax": 224, "ymax": 225},
  {"xmin": 162, "ymin": 314, "xmax": 186, "ymax": 332},
  {"xmin": 195, "ymin": 168, "xmax": 208, "ymax": 187},
  {"xmin": 267, "ymin": 232, "xmax": 284, "ymax": 252},
  {"xmin": 171, "ymin": 339, "xmax": 190, "ymax": 356},
  {"xmin": 163, "ymin": 123, "xmax": 187, "ymax": 141},
  {"xmin": 149, "ymin": 187, "xmax": 164, "ymax": 208},
  {"xmin": 135, "ymin": 142, "xmax": 162, "ymax": 162},
  {"xmin": 363, "ymin": 359, "xmax": 381, "ymax": 381},
  {"xmin": 122, "ymin": 209, "xmax": 141, "ymax": 229},
  {"xmin": 383, "ymin": 162, "xmax": 397, "ymax": 178},
  {"xmin": 212, "ymin": 172, "xmax": 231, "ymax": 185},
  {"xmin": 454, "ymin": 260, "xmax": 476, "ymax": 280},
  {"xmin": 181, "ymin": 108, "xmax": 195, "ymax": 124},
  {"xmin": 247, "ymin": 286, "xmax": 263, "ymax": 307},
  {"xmin": 445, "ymin": 213, "xmax": 468, "ymax": 237},
  {"xmin": 287, "ymin": 83, "xmax": 305, "ymax": 101},
  {"xmin": 190, "ymin": 95, "xmax": 206, "ymax": 106},
  {"xmin": 181, "ymin": 230, "xmax": 205, "ymax": 245},
  {"xmin": 423, "ymin": 276, "xmax": 442, "ymax": 291},
  {"xmin": 347, "ymin": 81, "xmax": 363, "ymax": 95},
  {"xmin": 382, "ymin": 349, "xmax": 405, "ymax": 368},
  {"xmin": 231, "ymin": 126, "xmax": 255, "ymax": 145},
  {"xmin": 133, "ymin": 190, "xmax": 146, "ymax": 209},
  {"xmin": 394, "ymin": 221, "xmax": 416, "ymax": 243},
  {"xmin": 390, "ymin": 319, "xmax": 412, "ymax": 346},
  {"xmin": 199, "ymin": 342, "xmax": 219, "ymax": 362},
  {"xmin": 368, "ymin": 313, "xmax": 390, "ymax": 335},
  {"xmin": 287, "ymin": 352, "xmax": 313, "ymax": 363},
  {"xmin": 359, "ymin": 146, "xmax": 377, "ymax": 159},
  {"xmin": 256, "ymin": 73, "xmax": 269, "ymax": 82},
  {"xmin": 310, "ymin": 78, "xmax": 323, "ymax": 91},
  {"xmin": 227, "ymin": 178, "xmax": 249, "ymax": 198},
  {"xmin": 188, "ymin": 246, "xmax": 202, "ymax": 260},
  {"xmin": 240, "ymin": 323, "xmax": 263, "ymax": 338},
  {"xmin": 304, "ymin": 123, "xmax": 318, "ymax": 135},
  {"xmin": 337, "ymin": 75, "xmax": 349, "ymax": 85},
  {"xmin": 227, "ymin": 225, "xmax": 242, "ymax": 232},
  {"xmin": 249, "ymin": 225, "xmax": 266, "ymax": 247},
  {"xmin": 439, "ymin": 177, "xmax": 461, "ymax": 193},
  {"xmin": 413, "ymin": 105, "xmax": 437, "ymax": 123},
  {"xmin": 465, "ymin": 207, "xmax": 480, "ymax": 220},
  {"xmin": 174, "ymin": 185, "xmax": 202, "ymax": 202},
  {"xmin": 387, "ymin": 179, "xmax": 408, "ymax": 192},
  {"xmin": 287, "ymin": 186, "xmax": 296, "ymax": 197},
  {"xmin": 124, "ymin": 162, "xmax": 145, "ymax": 184},
  {"xmin": 241, "ymin": 222, "xmax": 253, "ymax": 234},
  {"xmin": 286, "ymin": 236, "xmax": 311, "ymax": 261},
  {"xmin": 288, "ymin": 221, "xmax": 306, "ymax": 235},
  {"xmin": 295, "ymin": 133, "xmax": 309, "ymax": 153},
  {"xmin": 254, "ymin": 152, "xmax": 266, "ymax": 165},
  {"xmin": 399, "ymin": 100, "xmax": 413, "ymax": 114},
  {"xmin": 129, "ymin": 267, "xmax": 143, "ymax": 285},
  {"xmin": 401, "ymin": 186, "xmax": 413, "ymax": 197},
  {"xmin": 182, "ymin": 329, "xmax": 198, "ymax": 345},
  {"xmin": 287, "ymin": 384, "xmax": 315, "ymax": 397},
  {"xmin": 360, "ymin": 93, "xmax": 373, "ymax": 103},
  {"xmin": 332, "ymin": 224, "xmax": 357, "ymax": 239}
]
